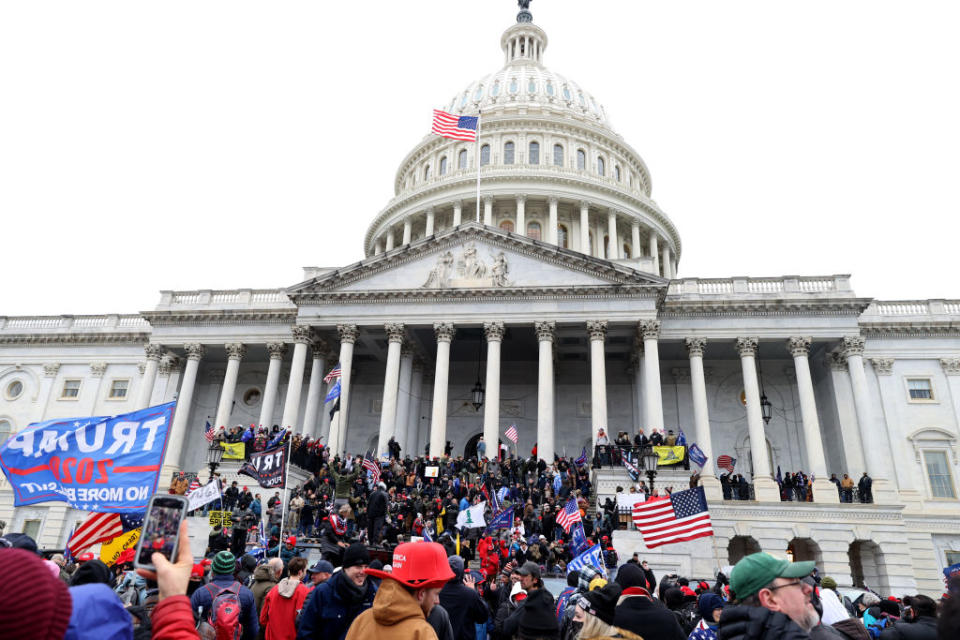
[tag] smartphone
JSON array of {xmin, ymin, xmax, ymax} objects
[{"xmin": 133, "ymin": 493, "xmax": 190, "ymax": 571}]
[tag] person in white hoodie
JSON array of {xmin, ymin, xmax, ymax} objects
[{"xmin": 261, "ymin": 557, "xmax": 310, "ymax": 640}]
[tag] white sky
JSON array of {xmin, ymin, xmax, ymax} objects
[{"xmin": 2, "ymin": 1, "xmax": 958, "ymax": 316}]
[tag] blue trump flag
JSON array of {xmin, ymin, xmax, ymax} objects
[
  {"xmin": 0, "ymin": 402, "xmax": 176, "ymax": 512},
  {"xmin": 688, "ymin": 443, "xmax": 707, "ymax": 468},
  {"xmin": 676, "ymin": 428, "xmax": 687, "ymax": 446},
  {"xmin": 325, "ymin": 379, "xmax": 341, "ymax": 403},
  {"xmin": 570, "ymin": 521, "xmax": 589, "ymax": 556},
  {"xmin": 567, "ymin": 544, "xmax": 606, "ymax": 577},
  {"xmin": 485, "ymin": 506, "xmax": 514, "ymax": 533}
]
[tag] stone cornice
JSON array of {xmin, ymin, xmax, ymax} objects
[
  {"xmin": 295, "ymin": 284, "xmax": 661, "ymax": 305},
  {"xmin": 141, "ymin": 309, "xmax": 297, "ymax": 327},
  {"xmin": 660, "ymin": 297, "xmax": 872, "ymax": 318},
  {"xmin": 860, "ymin": 321, "xmax": 960, "ymax": 338},
  {"xmin": 0, "ymin": 332, "xmax": 151, "ymax": 346},
  {"xmin": 711, "ymin": 504, "xmax": 905, "ymax": 522}
]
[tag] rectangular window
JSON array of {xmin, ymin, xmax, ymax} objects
[
  {"xmin": 22, "ymin": 519, "xmax": 42, "ymax": 540},
  {"xmin": 947, "ymin": 550, "xmax": 960, "ymax": 566},
  {"xmin": 61, "ymin": 379, "xmax": 81, "ymax": 399},
  {"xmin": 108, "ymin": 379, "xmax": 129, "ymax": 399},
  {"xmin": 924, "ymin": 450, "xmax": 956, "ymax": 498},
  {"xmin": 907, "ymin": 378, "xmax": 934, "ymax": 401}
]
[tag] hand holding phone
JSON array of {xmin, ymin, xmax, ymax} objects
[
  {"xmin": 134, "ymin": 493, "xmax": 190, "ymax": 572},
  {"xmin": 136, "ymin": 520, "xmax": 193, "ymax": 601}
]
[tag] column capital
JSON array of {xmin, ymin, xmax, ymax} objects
[
  {"xmin": 870, "ymin": 358, "xmax": 894, "ymax": 375},
  {"xmin": 225, "ymin": 343, "xmax": 247, "ymax": 361},
  {"xmin": 43, "ymin": 362, "xmax": 61, "ymax": 377},
  {"xmin": 940, "ymin": 358, "xmax": 960, "ymax": 376},
  {"xmin": 451, "ymin": 199, "xmax": 462, "ymax": 209},
  {"xmin": 842, "ymin": 335, "xmax": 865, "ymax": 357},
  {"xmin": 631, "ymin": 220, "xmax": 640, "ymax": 229},
  {"xmin": 434, "ymin": 322, "xmax": 456, "ymax": 343},
  {"xmin": 401, "ymin": 344, "xmax": 416, "ymax": 358},
  {"xmin": 292, "ymin": 325, "xmax": 312, "ymax": 344},
  {"xmin": 159, "ymin": 355, "xmax": 180, "ymax": 376},
  {"xmin": 685, "ymin": 337, "xmax": 707, "ymax": 357},
  {"xmin": 483, "ymin": 321, "xmax": 506, "ymax": 342},
  {"xmin": 586, "ymin": 319, "xmax": 608, "ymax": 341},
  {"xmin": 828, "ymin": 352, "xmax": 848, "ymax": 371},
  {"xmin": 267, "ymin": 342, "xmax": 288, "ymax": 360},
  {"xmin": 385, "ymin": 322, "xmax": 406, "ymax": 344},
  {"xmin": 312, "ymin": 341, "xmax": 333, "ymax": 360},
  {"xmin": 548, "ymin": 196, "xmax": 559, "ymax": 206},
  {"xmin": 639, "ymin": 320, "xmax": 661, "ymax": 340},
  {"xmin": 787, "ymin": 336, "xmax": 812, "ymax": 358},
  {"xmin": 424, "ymin": 206, "xmax": 434, "ymax": 215},
  {"xmin": 184, "ymin": 343, "xmax": 205, "ymax": 361},
  {"xmin": 735, "ymin": 337, "xmax": 759, "ymax": 357},
  {"xmin": 579, "ymin": 200, "xmax": 590, "ymax": 210},
  {"xmin": 337, "ymin": 324, "xmax": 360, "ymax": 344},
  {"xmin": 534, "ymin": 320, "xmax": 556, "ymax": 343},
  {"xmin": 90, "ymin": 362, "xmax": 107, "ymax": 377},
  {"xmin": 144, "ymin": 344, "xmax": 164, "ymax": 361},
  {"xmin": 483, "ymin": 195, "xmax": 494, "ymax": 205}
]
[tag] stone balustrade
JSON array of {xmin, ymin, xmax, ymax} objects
[
  {"xmin": 667, "ymin": 274, "xmax": 853, "ymax": 298},
  {"xmin": 156, "ymin": 288, "xmax": 294, "ymax": 310}
]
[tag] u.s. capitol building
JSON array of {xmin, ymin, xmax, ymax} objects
[{"xmin": 1, "ymin": 4, "xmax": 958, "ymax": 596}]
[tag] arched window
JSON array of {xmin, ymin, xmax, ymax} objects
[
  {"xmin": 504, "ymin": 141, "xmax": 515, "ymax": 165},
  {"xmin": 597, "ymin": 156, "xmax": 605, "ymax": 176},
  {"xmin": 474, "ymin": 85, "xmax": 484, "ymax": 101},
  {"xmin": 423, "ymin": 164, "xmax": 431, "ymax": 180},
  {"xmin": 480, "ymin": 144, "xmax": 490, "ymax": 166},
  {"xmin": 528, "ymin": 79, "xmax": 537, "ymax": 94},
  {"xmin": 546, "ymin": 81, "xmax": 555, "ymax": 96},
  {"xmin": 614, "ymin": 165, "xmax": 621, "ymax": 181},
  {"xmin": 622, "ymin": 244, "xmax": 631, "ymax": 258},
  {"xmin": 553, "ymin": 144, "xmax": 564, "ymax": 167},
  {"xmin": 499, "ymin": 220, "xmax": 514, "ymax": 233},
  {"xmin": 439, "ymin": 156, "xmax": 447, "ymax": 176},
  {"xmin": 557, "ymin": 224, "xmax": 569, "ymax": 248},
  {"xmin": 509, "ymin": 78, "xmax": 519, "ymax": 95},
  {"xmin": 458, "ymin": 149, "xmax": 468, "ymax": 169},
  {"xmin": 529, "ymin": 141, "xmax": 540, "ymax": 165},
  {"xmin": 491, "ymin": 81, "xmax": 500, "ymax": 97},
  {"xmin": 527, "ymin": 221, "xmax": 542, "ymax": 241},
  {"xmin": 0, "ymin": 419, "xmax": 12, "ymax": 445},
  {"xmin": 577, "ymin": 149, "xmax": 586, "ymax": 170}
]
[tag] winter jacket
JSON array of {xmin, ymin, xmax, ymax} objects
[
  {"xmin": 368, "ymin": 489, "xmax": 388, "ymax": 519},
  {"xmin": 832, "ymin": 619, "xmax": 869, "ymax": 640},
  {"xmin": 261, "ymin": 577, "xmax": 310, "ymax": 640},
  {"xmin": 330, "ymin": 465, "xmax": 361, "ymax": 499},
  {"xmin": 717, "ymin": 606, "xmax": 809, "ymax": 640},
  {"xmin": 877, "ymin": 616, "xmax": 937, "ymax": 640},
  {"xmin": 427, "ymin": 603, "xmax": 456, "ymax": 640},
  {"xmin": 190, "ymin": 573, "xmax": 260, "ymax": 640},
  {"xmin": 251, "ymin": 564, "xmax": 280, "ymax": 613},
  {"xmin": 614, "ymin": 592, "xmax": 687, "ymax": 640},
  {"xmin": 344, "ymin": 578, "xmax": 438, "ymax": 640},
  {"xmin": 65, "ymin": 583, "xmax": 133, "ymax": 640},
  {"xmin": 152, "ymin": 595, "xmax": 201, "ymax": 640},
  {"xmin": 438, "ymin": 570, "xmax": 489, "ymax": 640},
  {"xmin": 296, "ymin": 568, "xmax": 378, "ymax": 640}
]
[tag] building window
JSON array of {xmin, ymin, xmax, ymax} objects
[
  {"xmin": 504, "ymin": 142, "xmax": 515, "ymax": 165},
  {"xmin": 577, "ymin": 149, "xmax": 586, "ymax": 170},
  {"xmin": 947, "ymin": 550, "xmax": 960, "ymax": 565},
  {"xmin": 509, "ymin": 78, "xmax": 518, "ymax": 95},
  {"xmin": 546, "ymin": 81, "xmax": 554, "ymax": 96},
  {"xmin": 527, "ymin": 221, "xmax": 542, "ymax": 241},
  {"xmin": 458, "ymin": 149, "xmax": 468, "ymax": 169},
  {"xmin": 557, "ymin": 224, "xmax": 569, "ymax": 248},
  {"xmin": 499, "ymin": 220, "xmax": 514, "ymax": 233},
  {"xmin": 473, "ymin": 85, "xmax": 483, "ymax": 101},
  {"xmin": 0, "ymin": 419, "xmax": 12, "ymax": 445},
  {"xmin": 491, "ymin": 81, "xmax": 500, "ymax": 97},
  {"xmin": 623, "ymin": 244, "xmax": 631, "ymax": 258},
  {"xmin": 21, "ymin": 519, "xmax": 42, "ymax": 541},
  {"xmin": 923, "ymin": 450, "xmax": 956, "ymax": 498},
  {"xmin": 907, "ymin": 378, "xmax": 935, "ymax": 402},
  {"xmin": 603, "ymin": 236, "xmax": 610, "ymax": 258},
  {"xmin": 529, "ymin": 141, "xmax": 540, "ymax": 165},
  {"xmin": 5, "ymin": 380, "xmax": 23, "ymax": 400},
  {"xmin": 424, "ymin": 164, "xmax": 431, "ymax": 180},
  {"xmin": 108, "ymin": 379, "xmax": 129, "ymax": 399},
  {"xmin": 615, "ymin": 165, "xmax": 621, "ymax": 181},
  {"xmin": 480, "ymin": 144, "xmax": 490, "ymax": 166},
  {"xmin": 243, "ymin": 387, "xmax": 262, "ymax": 406},
  {"xmin": 439, "ymin": 156, "xmax": 447, "ymax": 176},
  {"xmin": 597, "ymin": 157, "xmax": 605, "ymax": 176},
  {"xmin": 553, "ymin": 144, "xmax": 564, "ymax": 166},
  {"xmin": 61, "ymin": 379, "xmax": 81, "ymax": 399},
  {"xmin": 563, "ymin": 85, "xmax": 572, "ymax": 101},
  {"xmin": 528, "ymin": 79, "xmax": 537, "ymax": 94}
]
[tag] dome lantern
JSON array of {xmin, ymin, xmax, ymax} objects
[{"xmin": 501, "ymin": 21, "xmax": 547, "ymax": 66}]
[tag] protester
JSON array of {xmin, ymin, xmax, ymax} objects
[
  {"xmin": 306, "ymin": 560, "xmax": 334, "ymax": 588},
  {"xmin": 877, "ymin": 594, "xmax": 937, "ymax": 640},
  {"xmin": 261, "ymin": 557, "xmax": 310, "ymax": 640},
  {"xmin": 689, "ymin": 593, "xmax": 725, "ymax": 640},
  {"xmin": 297, "ymin": 543, "xmax": 376, "ymax": 640},
  {"xmin": 0, "ymin": 548, "xmax": 74, "ymax": 640},
  {"xmin": 253, "ymin": 557, "xmax": 284, "ymax": 613},
  {"xmin": 613, "ymin": 563, "xmax": 685, "ymax": 640},
  {"xmin": 190, "ymin": 550, "xmax": 260, "ymax": 640},
  {"xmin": 438, "ymin": 556, "xmax": 489, "ymax": 640},
  {"xmin": 573, "ymin": 582, "xmax": 624, "ymax": 639}
]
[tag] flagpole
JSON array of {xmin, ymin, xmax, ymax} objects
[
  {"xmin": 474, "ymin": 109, "xmax": 482, "ymax": 223},
  {"xmin": 278, "ymin": 440, "xmax": 291, "ymax": 557}
]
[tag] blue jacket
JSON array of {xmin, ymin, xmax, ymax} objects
[
  {"xmin": 65, "ymin": 583, "xmax": 133, "ymax": 640},
  {"xmin": 190, "ymin": 573, "xmax": 260, "ymax": 640},
  {"xmin": 296, "ymin": 570, "xmax": 377, "ymax": 640}
]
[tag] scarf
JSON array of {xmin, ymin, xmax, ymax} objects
[
  {"xmin": 337, "ymin": 572, "xmax": 368, "ymax": 604},
  {"xmin": 329, "ymin": 514, "xmax": 347, "ymax": 536}
]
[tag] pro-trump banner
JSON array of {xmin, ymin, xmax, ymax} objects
[
  {"xmin": 238, "ymin": 444, "xmax": 288, "ymax": 489},
  {"xmin": 653, "ymin": 445, "xmax": 686, "ymax": 466},
  {"xmin": 0, "ymin": 402, "xmax": 176, "ymax": 512}
]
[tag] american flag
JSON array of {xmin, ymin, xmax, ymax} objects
[
  {"xmin": 204, "ymin": 420, "xmax": 216, "ymax": 443},
  {"xmin": 504, "ymin": 424, "xmax": 518, "ymax": 444},
  {"xmin": 556, "ymin": 497, "xmax": 582, "ymax": 533},
  {"xmin": 362, "ymin": 453, "xmax": 381, "ymax": 484},
  {"xmin": 186, "ymin": 477, "xmax": 201, "ymax": 495},
  {"xmin": 67, "ymin": 512, "xmax": 122, "ymax": 555},
  {"xmin": 717, "ymin": 455, "xmax": 736, "ymax": 473},
  {"xmin": 632, "ymin": 486, "xmax": 714, "ymax": 549},
  {"xmin": 431, "ymin": 109, "xmax": 478, "ymax": 142},
  {"xmin": 323, "ymin": 363, "xmax": 342, "ymax": 384}
]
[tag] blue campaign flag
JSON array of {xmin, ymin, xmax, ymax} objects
[
  {"xmin": 266, "ymin": 428, "xmax": 289, "ymax": 450},
  {"xmin": 688, "ymin": 443, "xmax": 707, "ymax": 468},
  {"xmin": 575, "ymin": 447, "xmax": 587, "ymax": 467},
  {"xmin": 552, "ymin": 473, "xmax": 562, "ymax": 494},
  {"xmin": 567, "ymin": 544, "xmax": 606, "ymax": 577},
  {"xmin": 485, "ymin": 507, "xmax": 514, "ymax": 533},
  {"xmin": 0, "ymin": 402, "xmax": 176, "ymax": 512},
  {"xmin": 570, "ymin": 521, "xmax": 589, "ymax": 556},
  {"xmin": 676, "ymin": 428, "xmax": 687, "ymax": 446},
  {"xmin": 324, "ymin": 379, "xmax": 341, "ymax": 404}
]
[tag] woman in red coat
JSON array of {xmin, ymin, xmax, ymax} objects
[{"xmin": 260, "ymin": 557, "xmax": 310, "ymax": 640}]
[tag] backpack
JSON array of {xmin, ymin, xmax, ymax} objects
[{"xmin": 197, "ymin": 581, "xmax": 243, "ymax": 640}]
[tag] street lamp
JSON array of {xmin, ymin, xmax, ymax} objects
[
  {"xmin": 757, "ymin": 352, "xmax": 773, "ymax": 425},
  {"xmin": 471, "ymin": 379, "xmax": 485, "ymax": 411},
  {"xmin": 206, "ymin": 439, "xmax": 224, "ymax": 482},
  {"xmin": 640, "ymin": 446, "xmax": 660, "ymax": 495}
]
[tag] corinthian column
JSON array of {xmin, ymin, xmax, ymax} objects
[
  {"xmin": 429, "ymin": 323, "xmax": 455, "ymax": 458},
  {"xmin": 280, "ymin": 326, "xmax": 311, "ymax": 430},
  {"xmin": 482, "ymin": 322, "xmax": 505, "ymax": 458},
  {"xmin": 640, "ymin": 321, "xmax": 664, "ymax": 433},
  {"xmin": 548, "ymin": 197, "xmax": 559, "ymax": 244},
  {"xmin": 330, "ymin": 324, "xmax": 359, "ymax": 455},
  {"xmin": 377, "ymin": 323, "xmax": 405, "ymax": 456},
  {"xmin": 607, "ymin": 210, "xmax": 619, "ymax": 259},
  {"xmin": 787, "ymin": 337, "xmax": 838, "ymax": 503},
  {"xmin": 736, "ymin": 337, "xmax": 780, "ymax": 501},
  {"xmin": 535, "ymin": 321, "xmax": 556, "ymax": 462},
  {"xmin": 516, "ymin": 195, "xmax": 526, "ymax": 236},
  {"xmin": 301, "ymin": 342, "xmax": 329, "ymax": 438},
  {"xmin": 215, "ymin": 343, "xmax": 246, "ymax": 430},
  {"xmin": 163, "ymin": 343, "xmax": 204, "ymax": 477},
  {"xmin": 579, "ymin": 201, "xmax": 590, "ymax": 254},
  {"xmin": 259, "ymin": 342, "xmax": 287, "ymax": 428},
  {"xmin": 587, "ymin": 320, "xmax": 608, "ymax": 447},
  {"xmin": 136, "ymin": 344, "xmax": 164, "ymax": 409},
  {"xmin": 686, "ymin": 337, "xmax": 721, "ymax": 500},
  {"xmin": 395, "ymin": 347, "xmax": 415, "ymax": 453}
]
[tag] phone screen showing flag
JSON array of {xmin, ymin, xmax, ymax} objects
[{"xmin": 137, "ymin": 497, "xmax": 185, "ymax": 565}]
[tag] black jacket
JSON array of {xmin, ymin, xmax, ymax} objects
[
  {"xmin": 878, "ymin": 616, "xmax": 937, "ymax": 640},
  {"xmin": 438, "ymin": 575, "xmax": 489, "ymax": 640},
  {"xmin": 613, "ymin": 593, "xmax": 686, "ymax": 640},
  {"xmin": 718, "ymin": 605, "xmax": 809, "ymax": 640},
  {"xmin": 367, "ymin": 489, "xmax": 388, "ymax": 519}
]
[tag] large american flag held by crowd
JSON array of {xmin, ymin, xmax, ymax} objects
[
  {"xmin": 504, "ymin": 424, "xmax": 518, "ymax": 444},
  {"xmin": 556, "ymin": 497, "xmax": 582, "ymax": 533},
  {"xmin": 632, "ymin": 486, "xmax": 714, "ymax": 549},
  {"xmin": 431, "ymin": 109, "xmax": 478, "ymax": 141}
]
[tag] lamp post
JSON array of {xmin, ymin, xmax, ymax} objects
[
  {"xmin": 472, "ymin": 334, "xmax": 485, "ymax": 411},
  {"xmin": 641, "ymin": 446, "xmax": 659, "ymax": 495},
  {"xmin": 206, "ymin": 440, "xmax": 224, "ymax": 483}
]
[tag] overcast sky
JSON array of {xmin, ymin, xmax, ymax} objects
[{"xmin": 2, "ymin": 1, "xmax": 958, "ymax": 316}]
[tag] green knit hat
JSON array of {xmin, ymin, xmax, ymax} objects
[
  {"xmin": 821, "ymin": 576, "xmax": 837, "ymax": 590},
  {"xmin": 212, "ymin": 551, "xmax": 236, "ymax": 575}
]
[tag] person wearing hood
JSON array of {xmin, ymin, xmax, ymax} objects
[
  {"xmin": 689, "ymin": 593, "xmax": 726, "ymax": 640},
  {"xmin": 191, "ymin": 550, "xmax": 260, "ymax": 640},
  {"xmin": 252, "ymin": 557, "xmax": 284, "ymax": 614},
  {"xmin": 261, "ymin": 557, "xmax": 310, "ymax": 640},
  {"xmin": 368, "ymin": 482, "xmax": 389, "ymax": 544},
  {"xmin": 237, "ymin": 553, "xmax": 259, "ymax": 587},
  {"xmin": 297, "ymin": 543, "xmax": 378, "ymax": 640},
  {"xmin": 613, "ymin": 563, "xmax": 685, "ymax": 640},
  {"xmin": 493, "ymin": 582, "xmax": 528, "ymax": 640},
  {"xmin": 573, "ymin": 582, "xmax": 624, "ymax": 639},
  {"xmin": 345, "ymin": 541, "xmax": 456, "ymax": 640},
  {"xmin": 70, "ymin": 558, "xmax": 115, "ymax": 588},
  {"xmin": 438, "ymin": 555, "xmax": 489, "ymax": 640},
  {"xmin": 65, "ymin": 583, "xmax": 134, "ymax": 640},
  {"xmin": 877, "ymin": 594, "xmax": 937, "ymax": 640}
]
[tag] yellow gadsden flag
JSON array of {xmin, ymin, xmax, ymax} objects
[
  {"xmin": 653, "ymin": 446, "xmax": 686, "ymax": 466},
  {"xmin": 221, "ymin": 442, "xmax": 245, "ymax": 460},
  {"xmin": 100, "ymin": 529, "xmax": 140, "ymax": 566}
]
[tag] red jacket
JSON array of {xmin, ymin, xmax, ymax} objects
[
  {"xmin": 260, "ymin": 578, "xmax": 309, "ymax": 640},
  {"xmin": 151, "ymin": 595, "xmax": 200, "ymax": 640}
]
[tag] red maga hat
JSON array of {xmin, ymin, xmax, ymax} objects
[{"xmin": 365, "ymin": 542, "xmax": 455, "ymax": 590}]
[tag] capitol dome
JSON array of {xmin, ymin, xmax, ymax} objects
[{"xmin": 365, "ymin": 9, "xmax": 681, "ymax": 279}]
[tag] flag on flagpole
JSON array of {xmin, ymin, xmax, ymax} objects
[
  {"xmin": 323, "ymin": 363, "xmax": 342, "ymax": 384},
  {"xmin": 570, "ymin": 521, "xmax": 590, "ymax": 556},
  {"xmin": 575, "ymin": 447, "xmax": 587, "ymax": 467},
  {"xmin": 716, "ymin": 455, "xmax": 736, "ymax": 473},
  {"xmin": 556, "ymin": 497, "xmax": 582, "ymax": 533},
  {"xmin": 676, "ymin": 428, "xmax": 687, "ymax": 446},
  {"xmin": 504, "ymin": 424, "xmax": 518, "ymax": 444},
  {"xmin": 204, "ymin": 420, "xmax": 216, "ymax": 443},
  {"xmin": 363, "ymin": 453, "xmax": 381, "ymax": 485},
  {"xmin": 567, "ymin": 544, "xmax": 606, "ymax": 577},
  {"xmin": 67, "ymin": 512, "xmax": 123, "ymax": 555},
  {"xmin": 632, "ymin": 486, "xmax": 714, "ymax": 549},
  {"xmin": 484, "ymin": 507, "xmax": 514, "ymax": 533},
  {"xmin": 325, "ymin": 379, "xmax": 341, "ymax": 404},
  {"xmin": 688, "ymin": 443, "xmax": 707, "ymax": 468},
  {"xmin": 431, "ymin": 109, "xmax": 478, "ymax": 141}
]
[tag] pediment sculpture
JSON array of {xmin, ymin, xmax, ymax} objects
[{"xmin": 422, "ymin": 242, "xmax": 511, "ymax": 289}]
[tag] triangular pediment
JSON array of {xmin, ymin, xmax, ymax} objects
[{"xmin": 288, "ymin": 223, "xmax": 667, "ymax": 302}]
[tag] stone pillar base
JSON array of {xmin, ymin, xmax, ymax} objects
[
  {"xmin": 812, "ymin": 478, "xmax": 841, "ymax": 504},
  {"xmin": 701, "ymin": 475, "xmax": 723, "ymax": 503},
  {"xmin": 753, "ymin": 477, "xmax": 782, "ymax": 502}
]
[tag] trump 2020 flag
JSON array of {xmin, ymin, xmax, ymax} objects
[
  {"xmin": 567, "ymin": 544, "xmax": 606, "ymax": 577},
  {"xmin": 570, "ymin": 521, "xmax": 590, "ymax": 556},
  {"xmin": 0, "ymin": 402, "xmax": 176, "ymax": 512},
  {"xmin": 688, "ymin": 443, "xmax": 707, "ymax": 468},
  {"xmin": 325, "ymin": 379, "xmax": 341, "ymax": 404},
  {"xmin": 485, "ymin": 506, "xmax": 514, "ymax": 533},
  {"xmin": 632, "ymin": 486, "xmax": 714, "ymax": 549}
]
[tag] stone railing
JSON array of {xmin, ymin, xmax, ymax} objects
[
  {"xmin": 0, "ymin": 314, "xmax": 149, "ymax": 332},
  {"xmin": 667, "ymin": 275, "xmax": 853, "ymax": 297},
  {"xmin": 861, "ymin": 299, "xmax": 960, "ymax": 318},
  {"xmin": 155, "ymin": 288, "xmax": 295, "ymax": 310}
]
